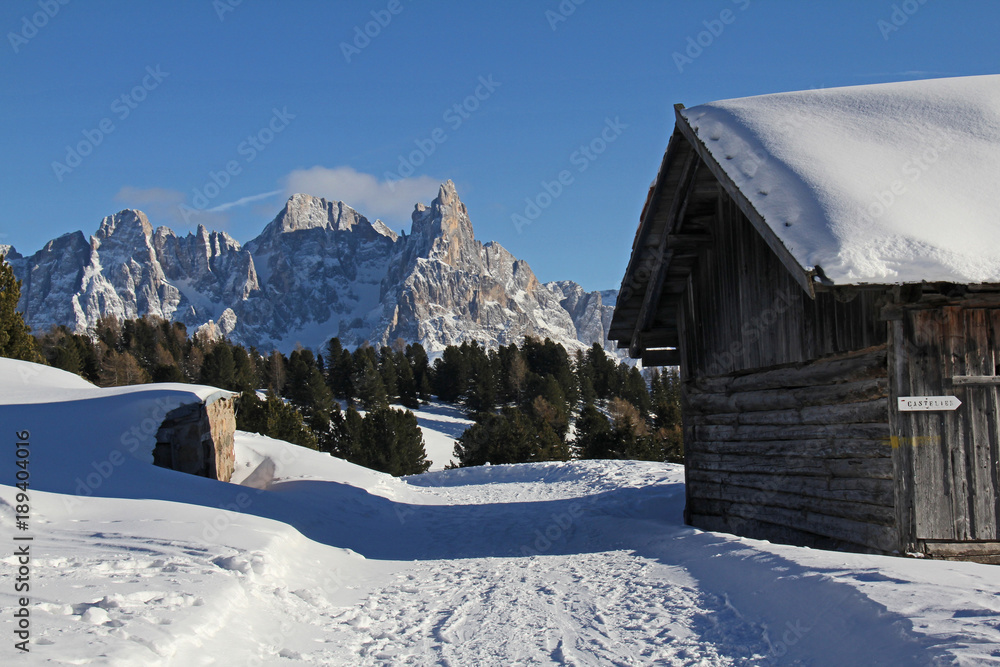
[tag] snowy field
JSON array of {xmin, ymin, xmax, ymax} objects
[{"xmin": 1, "ymin": 359, "xmax": 999, "ymax": 665}]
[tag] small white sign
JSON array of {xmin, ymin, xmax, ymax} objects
[{"xmin": 897, "ymin": 396, "xmax": 962, "ymax": 411}]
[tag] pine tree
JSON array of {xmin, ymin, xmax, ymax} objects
[
  {"xmin": 395, "ymin": 350, "xmax": 420, "ymax": 409},
  {"xmin": 433, "ymin": 345, "xmax": 468, "ymax": 403},
  {"xmin": 454, "ymin": 407, "xmax": 569, "ymax": 467},
  {"xmin": 405, "ymin": 343, "xmax": 432, "ymax": 401},
  {"xmin": 0, "ymin": 254, "xmax": 41, "ymax": 362},
  {"xmin": 286, "ymin": 349, "xmax": 335, "ymax": 414},
  {"xmin": 335, "ymin": 406, "xmax": 429, "ymax": 476},
  {"xmin": 378, "ymin": 346, "xmax": 399, "ymax": 400},
  {"xmin": 199, "ymin": 342, "xmax": 236, "ymax": 389},
  {"xmin": 99, "ymin": 349, "xmax": 150, "ymax": 387},
  {"xmin": 574, "ymin": 403, "xmax": 615, "ymax": 459},
  {"xmin": 235, "ymin": 391, "xmax": 318, "ymax": 450},
  {"xmin": 265, "ymin": 350, "xmax": 287, "ymax": 394},
  {"xmin": 353, "ymin": 353, "xmax": 388, "ymax": 409}
]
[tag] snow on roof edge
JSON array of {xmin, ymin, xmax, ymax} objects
[{"xmin": 679, "ymin": 74, "xmax": 1000, "ymax": 286}]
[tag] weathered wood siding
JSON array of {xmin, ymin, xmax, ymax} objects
[
  {"xmin": 889, "ymin": 306, "xmax": 1000, "ymax": 558},
  {"xmin": 678, "ymin": 194, "xmax": 887, "ymax": 381},
  {"xmin": 683, "ymin": 346, "xmax": 896, "ymax": 552},
  {"xmin": 676, "ymin": 194, "xmax": 897, "ymax": 553}
]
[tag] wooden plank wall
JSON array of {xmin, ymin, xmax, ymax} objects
[
  {"xmin": 680, "ymin": 194, "xmax": 887, "ymax": 379},
  {"xmin": 683, "ymin": 345, "xmax": 897, "ymax": 552},
  {"xmin": 677, "ymin": 192, "xmax": 899, "ymax": 553},
  {"xmin": 889, "ymin": 306, "xmax": 1000, "ymax": 554}
]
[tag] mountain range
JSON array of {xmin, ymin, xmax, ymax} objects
[{"xmin": 2, "ymin": 181, "xmax": 618, "ymax": 356}]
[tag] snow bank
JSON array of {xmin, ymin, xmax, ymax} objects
[{"xmin": 681, "ymin": 74, "xmax": 1000, "ymax": 285}]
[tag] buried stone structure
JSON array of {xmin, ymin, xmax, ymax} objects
[
  {"xmin": 611, "ymin": 75, "xmax": 1000, "ymax": 562},
  {"xmin": 153, "ymin": 391, "xmax": 236, "ymax": 483}
]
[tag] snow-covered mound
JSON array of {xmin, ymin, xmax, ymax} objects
[
  {"xmin": 682, "ymin": 74, "xmax": 1000, "ymax": 284},
  {"xmin": 2, "ymin": 358, "xmax": 999, "ymax": 664}
]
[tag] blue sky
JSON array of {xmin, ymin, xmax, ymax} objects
[{"xmin": 2, "ymin": 1, "xmax": 998, "ymax": 291}]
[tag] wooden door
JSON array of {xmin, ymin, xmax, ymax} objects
[{"xmin": 896, "ymin": 307, "xmax": 1000, "ymax": 542}]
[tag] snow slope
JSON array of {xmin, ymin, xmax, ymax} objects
[
  {"xmin": 2, "ymin": 359, "xmax": 999, "ymax": 665},
  {"xmin": 681, "ymin": 74, "xmax": 1000, "ymax": 285}
]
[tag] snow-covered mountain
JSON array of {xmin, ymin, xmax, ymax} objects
[{"xmin": 5, "ymin": 181, "xmax": 618, "ymax": 355}]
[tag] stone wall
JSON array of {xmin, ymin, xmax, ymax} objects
[{"xmin": 153, "ymin": 394, "xmax": 236, "ymax": 482}]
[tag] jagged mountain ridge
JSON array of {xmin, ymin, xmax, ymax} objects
[{"xmin": 4, "ymin": 181, "xmax": 619, "ymax": 356}]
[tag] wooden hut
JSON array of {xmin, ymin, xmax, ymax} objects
[{"xmin": 610, "ymin": 75, "xmax": 1000, "ymax": 562}]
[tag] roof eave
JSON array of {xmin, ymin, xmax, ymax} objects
[{"xmin": 673, "ymin": 105, "xmax": 818, "ymax": 299}]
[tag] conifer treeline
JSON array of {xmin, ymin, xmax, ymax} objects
[{"xmin": 28, "ymin": 313, "xmax": 682, "ymax": 474}]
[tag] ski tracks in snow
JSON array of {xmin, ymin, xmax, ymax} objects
[{"xmin": 327, "ymin": 553, "xmax": 769, "ymax": 666}]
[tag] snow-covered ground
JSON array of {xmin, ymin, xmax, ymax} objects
[{"xmin": 2, "ymin": 359, "xmax": 999, "ymax": 665}]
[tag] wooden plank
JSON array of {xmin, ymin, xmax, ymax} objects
[
  {"xmin": 685, "ymin": 469, "xmax": 895, "ymax": 506},
  {"xmin": 693, "ymin": 422, "xmax": 889, "ymax": 442},
  {"xmin": 686, "ymin": 377, "xmax": 888, "ymax": 415},
  {"xmin": 666, "ymin": 233, "xmax": 713, "ymax": 248},
  {"xmin": 908, "ymin": 309, "xmax": 956, "ymax": 540},
  {"xmin": 686, "ymin": 400, "xmax": 886, "ymax": 427},
  {"xmin": 889, "ymin": 318, "xmax": 917, "ymax": 553},
  {"xmin": 944, "ymin": 307, "xmax": 972, "ymax": 540},
  {"xmin": 690, "ymin": 500, "xmax": 900, "ymax": 552},
  {"xmin": 951, "ymin": 375, "xmax": 1000, "ymax": 385},
  {"xmin": 687, "ymin": 480, "xmax": 896, "ymax": 524},
  {"xmin": 921, "ymin": 540, "xmax": 1000, "ymax": 559},
  {"xmin": 642, "ymin": 348, "xmax": 680, "ymax": 367},
  {"xmin": 989, "ymin": 311, "xmax": 1000, "ymax": 540},
  {"xmin": 688, "ymin": 438, "xmax": 892, "ymax": 460},
  {"xmin": 687, "ymin": 454, "xmax": 894, "ymax": 479},
  {"xmin": 728, "ymin": 345, "xmax": 886, "ymax": 392},
  {"xmin": 630, "ymin": 152, "xmax": 700, "ymax": 357}
]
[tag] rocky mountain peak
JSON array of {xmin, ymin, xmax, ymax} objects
[
  {"xmin": 412, "ymin": 181, "xmax": 473, "ymax": 240},
  {"xmin": 95, "ymin": 209, "xmax": 153, "ymax": 246},
  {"xmin": 276, "ymin": 194, "xmax": 366, "ymax": 234},
  {"xmin": 10, "ymin": 181, "xmax": 621, "ymax": 359},
  {"xmin": 407, "ymin": 180, "xmax": 479, "ymax": 270}
]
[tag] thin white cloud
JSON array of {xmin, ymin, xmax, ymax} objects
[
  {"xmin": 283, "ymin": 166, "xmax": 441, "ymax": 223},
  {"xmin": 209, "ymin": 190, "xmax": 283, "ymax": 212}
]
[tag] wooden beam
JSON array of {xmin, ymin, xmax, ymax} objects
[
  {"xmin": 666, "ymin": 233, "xmax": 714, "ymax": 248},
  {"xmin": 637, "ymin": 330, "xmax": 677, "ymax": 348},
  {"xmin": 630, "ymin": 152, "xmax": 700, "ymax": 358},
  {"xmin": 672, "ymin": 104, "xmax": 817, "ymax": 299},
  {"xmin": 951, "ymin": 375, "xmax": 1000, "ymax": 386},
  {"xmin": 642, "ymin": 348, "xmax": 681, "ymax": 366}
]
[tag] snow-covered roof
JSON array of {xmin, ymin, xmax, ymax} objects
[{"xmin": 680, "ymin": 74, "xmax": 1000, "ymax": 285}]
